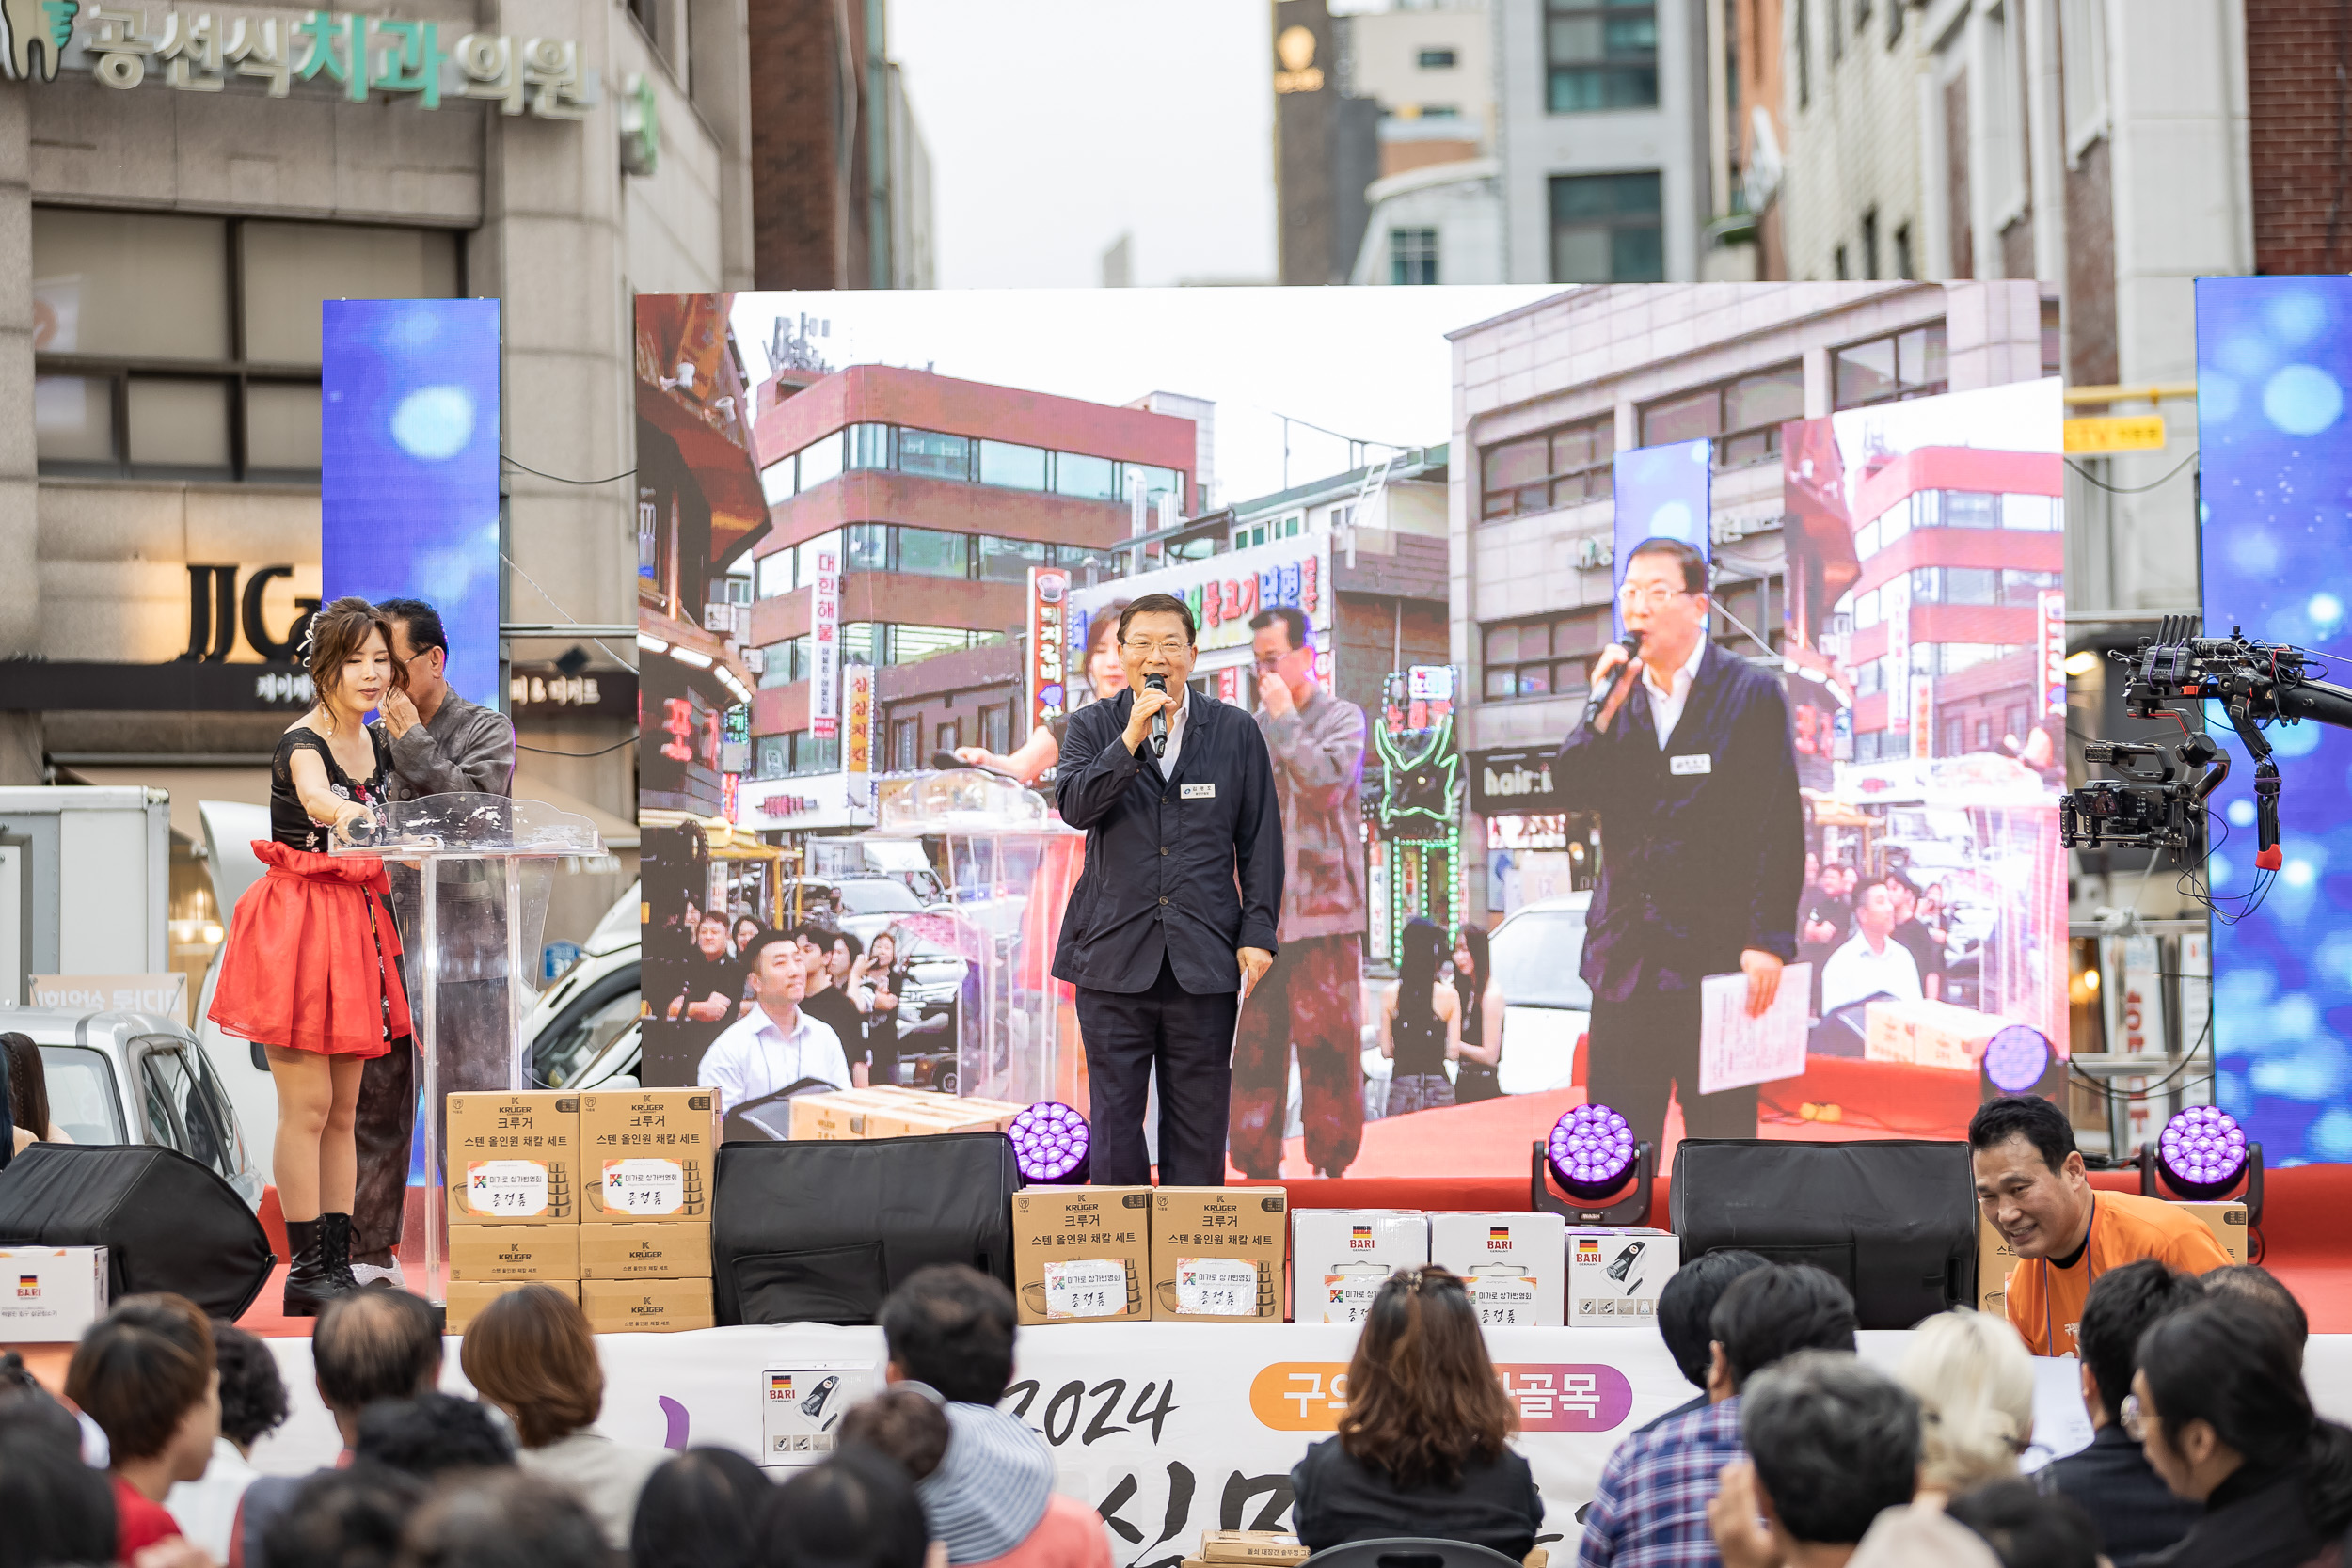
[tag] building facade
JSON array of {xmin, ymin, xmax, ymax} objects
[
  {"xmin": 1345, "ymin": 0, "xmax": 1501, "ymax": 287},
  {"xmin": 1449, "ymin": 280, "xmax": 2054, "ymax": 919}
]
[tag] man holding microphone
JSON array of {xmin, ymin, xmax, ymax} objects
[
  {"xmin": 1054, "ymin": 594, "xmax": 1284, "ymax": 1186},
  {"xmin": 1552, "ymin": 538, "xmax": 1804, "ymax": 1149}
]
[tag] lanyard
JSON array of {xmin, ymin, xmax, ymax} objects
[{"xmin": 2043, "ymin": 1194, "xmax": 2098, "ymax": 1354}]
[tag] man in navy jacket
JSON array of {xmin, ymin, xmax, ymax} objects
[
  {"xmin": 1053, "ymin": 593, "xmax": 1284, "ymax": 1185},
  {"xmin": 1553, "ymin": 538, "xmax": 1804, "ymax": 1148}
]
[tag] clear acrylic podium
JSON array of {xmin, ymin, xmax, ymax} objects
[{"xmin": 336, "ymin": 793, "xmax": 601, "ymax": 1307}]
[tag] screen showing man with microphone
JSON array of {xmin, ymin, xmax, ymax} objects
[{"xmin": 1551, "ymin": 536, "xmax": 1804, "ymax": 1149}]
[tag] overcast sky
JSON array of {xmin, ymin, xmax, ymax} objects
[{"xmin": 737, "ymin": 286, "xmax": 1562, "ymax": 505}]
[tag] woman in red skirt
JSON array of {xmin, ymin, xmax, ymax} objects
[{"xmin": 208, "ymin": 597, "xmax": 414, "ymax": 1314}]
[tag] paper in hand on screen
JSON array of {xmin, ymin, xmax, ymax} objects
[{"xmin": 1697, "ymin": 962, "xmax": 1810, "ymax": 1096}]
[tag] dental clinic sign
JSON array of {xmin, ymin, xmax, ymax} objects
[{"xmin": 2, "ymin": 3, "xmax": 598, "ymax": 118}]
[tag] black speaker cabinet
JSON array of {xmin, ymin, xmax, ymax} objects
[{"xmin": 0, "ymin": 1144, "xmax": 277, "ymax": 1320}]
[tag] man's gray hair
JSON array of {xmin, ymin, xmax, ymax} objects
[{"xmin": 1740, "ymin": 1350, "xmax": 1921, "ymax": 1546}]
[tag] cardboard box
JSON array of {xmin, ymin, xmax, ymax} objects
[
  {"xmin": 1150, "ymin": 1187, "xmax": 1287, "ymax": 1322},
  {"xmin": 446, "ymin": 1092, "xmax": 579, "ymax": 1225},
  {"xmin": 580, "ymin": 1277, "xmax": 715, "ymax": 1333},
  {"xmin": 446, "ymin": 1279, "xmax": 574, "ymax": 1334},
  {"xmin": 787, "ymin": 1085, "xmax": 1028, "ymax": 1142},
  {"xmin": 580, "ymin": 1089, "xmax": 722, "ymax": 1224},
  {"xmin": 1863, "ymin": 999, "xmax": 2005, "ymax": 1070},
  {"xmin": 1567, "ymin": 1227, "xmax": 1680, "ymax": 1325},
  {"xmin": 1012, "ymin": 1186, "xmax": 1152, "ymax": 1324},
  {"xmin": 2180, "ymin": 1200, "xmax": 2251, "ymax": 1264},
  {"xmin": 1200, "ymin": 1533, "xmax": 1309, "ymax": 1564},
  {"xmin": 761, "ymin": 1362, "xmax": 881, "ymax": 1467},
  {"xmin": 0, "ymin": 1246, "xmax": 108, "ymax": 1341},
  {"xmin": 1978, "ymin": 1198, "xmax": 2251, "ymax": 1316},
  {"xmin": 580, "ymin": 1224, "xmax": 714, "ymax": 1282},
  {"xmin": 1430, "ymin": 1212, "xmax": 1565, "ymax": 1327},
  {"xmin": 448, "ymin": 1224, "xmax": 581, "ymax": 1282},
  {"xmin": 1289, "ymin": 1211, "xmax": 1429, "ymax": 1324}
]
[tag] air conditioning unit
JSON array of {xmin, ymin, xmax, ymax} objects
[
  {"xmin": 719, "ymin": 740, "xmax": 751, "ymax": 775},
  {"xmin": 703, "ymin": 602, "xmax": 732, "ymax": 633},
  {"xmin": 1573, "ymin": 536, "xmax": 1613, "ymax": 571},
  {"xmin": 743, "ymin": 646, "xmax": 767, "ymax": 675}
]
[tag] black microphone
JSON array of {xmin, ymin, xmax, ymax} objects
[
  {"xmin": 1581, "ymin": 630, "xmax": 1645, "ymax": 731},
  {"xmin": 1144, "ymin": 673, "xmax": 1168, "ymax": 758}
]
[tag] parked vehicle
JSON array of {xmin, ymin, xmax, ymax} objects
[{"xmin": 1486, "ymin": 893, "xmax": 1596, "ymax": 1095}]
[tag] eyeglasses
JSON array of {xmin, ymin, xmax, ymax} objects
[
  {"xmin": 1122, "ymin": 638, "xmax": 1192, "ymax": 658},
  {"xmin": 2121, "ymin": 1393, "xmax": 2152, "ymax": 1442},
  {"xmin": 1617, "ymin": 583, "xmax": 1695, "ymax": 609},
  {"xmin": 1253, "ymin": 647, "xmax": 1305, "ymax": 673}
]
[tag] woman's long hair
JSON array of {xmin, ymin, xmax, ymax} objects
[
  {"xmin": 1452, "ymin": 925, "xmax": 1489, "ymax": 1018},
  {"xmin": 1, "ymin": 1033, "xmax": 47, "ymax": 1138},
  {"xmin": 2140, "ymin": 1297, "xmax": 2352, "ymax": 1535},
  {"xmin": 1335, "ymin": 1267, "xmax": 1516, "ymax": 1489},
  {"xmin": 1396, "ymin": 917, "xmax": 1441, "ymax": 1029}
]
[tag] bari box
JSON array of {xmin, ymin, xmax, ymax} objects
[
  {"xmin": 580, "ymin": 1277, "xmax": 715, "ymax": 1333},
  {"xmin": 1430, "ymin": 1212, "xmax": 1565, "ymax": 1327},
  {"xmin": 0, "ymin": 1246, "xmax": 108, "ymax": 1340},
  {"xmin": 1864, "ymin": 999, "xmax": 2004, "ymax": 1070},
  {"xmin": 1200, "ymin": 1532, "xmax": 1311, "ymax": 1564},
  {"xmin": 446, "ymin": 1279, "xmax": 574, "ymax": 1334},
  {"xmin": 580, "ymin": 1090, "xmax": 721, "ymax": 1224},
  {"xmin": 1290, "ymin": 1211, "xmax": 1428, "ymax": 1324},
  {"xmin": 1151, "ymin": 1187, "xmax": 1287, "ymax": 1322},
  {"xmin": 761, "ymin": 1362, "xmax": 880, "ymax": 1468},
  {"xmin": 1567, "ymin": 1227, "xmax": 1679, "ymax": 1325},
  {"xmin": 1012, "ymin": 1186, "xmax": 1151, "ymax": 1324},
  {"xmin": 448, "ymin": 1224, "xmax": 580, "ymax": 1282},
  {"xmin": 580, "ymin": 1224, "xmax": 714, "ymax": 1282},
  {"xmin": 446, "ymin": 1093, "xmax": 579, "ymax": 1225},
  {"xmin": 787, "ymin": 1086, "xmax": 1027, "ymax": 1142}
]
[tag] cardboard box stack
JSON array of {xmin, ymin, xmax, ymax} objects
[
  {"xmin": 446, "ymin": 1092, "xmax": 580, "ymax": 1332},
  {"xmin": 578, "ymin": 1089, "xmax": 723, "ymax": 1332},
  {"xmin": 1289, "ymin": 1210, "xmax": 1429, "ymax": 1324},
  {"xmin": 1976, "ymin": 1200, "xmax": 2248, "ymax": 1314},
  {"xmin": 1151, "ymin": 1188, "xmax": 1287, "ymax": 1322},
  {"xmin": 787, "ymin": 1085, "xmax": 1028, "ymax": 1142},
  {"xmin": 1863, "ymin": 999, "xmax": 2005, "ymax": 1069},
  {"xmin": 1430, "ymin": 1212, "xmax": 1565, "ymax": 1327},
  {"xmin": 1566, "ymin": 1227, "xmax": 1680, "ymax": 1324},
  {"xmin": 1011, "ymin": 1187, "xmax": 1152, "ymax": 1324}
]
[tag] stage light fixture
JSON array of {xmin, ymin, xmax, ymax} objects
[
  {"xmin": 2156, "ymin": 1105, "xmax": 2249, "ymax": 1198},
  {"xmin": 1981, "ymin": 1025, "xmax": 2055, "ymax": 1096},
  {"xmin": 1546, "ymin": 1103, "xmax": 1637, "ymax": 1200},
  {"xmin": 1009, "ymin": 1101, "xmax": 1090, "ymax": 1185}
]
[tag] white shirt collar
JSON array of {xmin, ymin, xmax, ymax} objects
[{"xmin": 1642, "ymin": 638, "xmax": 1705, "ymax": 700}]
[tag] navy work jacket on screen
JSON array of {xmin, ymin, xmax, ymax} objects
[
  {"xmin": 1551, "ymin": 641, "xmax": 1804, "ymax": 1004},
  {"xmin": 1051, "ymin": 688, "xmax": 1284, "ymax": 995}
]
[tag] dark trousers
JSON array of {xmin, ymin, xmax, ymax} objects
[
  {"xmin": 1586, "ymin": 986, "xmax": 1758, "ymax": 1152},
  {"xmin": 351, "ymin": 1037, "xmax": 415, "ymax": 1263},
  {"xmin": 1076, "ymin": 954, "xmax": 1238, "ymax": 1187},
  {"xmin": 1229, "ymin": 933, "xmax": 1363, "ymax": 1179}
]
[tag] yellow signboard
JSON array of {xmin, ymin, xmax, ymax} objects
[{"xmin": 2063, "ymin": 415, "xmax": 2168, "ymax": 453}]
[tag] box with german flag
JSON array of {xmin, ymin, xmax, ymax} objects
[{"xmin": 1429, "ymin": 1212, "xmax": 1565, "ymax": 1327}]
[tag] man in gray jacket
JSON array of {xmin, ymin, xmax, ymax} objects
[{"xmin": 354, "ymin": 599, "xmax": 516, "ymax": 1283}]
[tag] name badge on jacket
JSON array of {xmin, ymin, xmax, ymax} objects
[
  {"xmin": 1669, "ymin": 753, "xmax": 1712, "ymax": 776},
  {"xmin": 1182, "ymin": 783, "xmax": 1216, "ymax": 799}
]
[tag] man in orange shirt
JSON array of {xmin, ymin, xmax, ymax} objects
[{"xmin": 1971, "ymin": 1095, "xmax": 2233, "ymax": 1357}]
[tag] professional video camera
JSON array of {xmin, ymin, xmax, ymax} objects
[{"xmin": 2060, "ymin": 615, "xmax": 2352, "ymax": 876}]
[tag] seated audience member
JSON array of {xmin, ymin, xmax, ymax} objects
[
  {"xmin": 1580, "ymin": 1264, "xmax": 1860, "ymax": 1568},
  {"xmin": 881, "ymin": 1265, "xmax": 1111, "ymax": 1568},
  {"xmin": 2131, "ymin": 1298, "xmax": 2352, "ymax": 1568},
  {"xmin": 1292, "ymin": 1267, "xmax": 1542, "ymax": 1560},
  {"xmin": 2042, "ymin": 1259, "xmax": 2205, "ymax": 1564},
  {"xmin": 1641, "ymin": 1249, "xmax": 1769, "ymax": 1435},
  {"xmin": 1944, "ymin": 1481, "xmax": 2102, "ymax": 1568},
  {"xmin": 167, "ymin": 1322, "xmax": 289, "ymax": 1562},
  {"xmin": 1970, "ymin": 1095, "xmax": 2229, "ymax": 1356},
  {"xmin": 1897, "ymin": 1310, "xmax": 2037, "ymax": 1500},
  {"xmin": 238, "ymin": 1288, "xmax": 443, "ymax": 1563},
  {"xmin": 65, "ymin": 1292, "xmax": 221, "ymax": 1561},
  {"xmin": 756, "ymin": 1445, "xmax": 930, "ymax": 1568},
  {"xmin": 0, "ymin": 1348, "xmax": 87, "ymax": 1455},
  {"xmin": 394, "ymin": 1469, "xmax": 608, "ymax": 1568},
  {"xmin": 1707, "ymin": 1352, "xmax": 1982, "ymax": 1568},
  {"xmin": 630, "ymin": 1448, "xmax": 774, "ymax": 1568},
  {"xmin": 2200, "ymin": 1264, "xmax": 2308, "ymax": 1365},
  {"xmin": 839, "ymin": 1388, "xmax": 952, "ymax": 1484},
  {"xmin": 354, "ymin": 1393, "xmax": 518, "ymax": 1480},
  {"xmin": 262, "ymin": 1463, "xmax": 425, "ymax": 1568},
  {"xmin": 0, "ymin": 1421, "xmax": 119, "ymax": 1568},
  {"xmin": 461, "ymin": 1282, "xmax": 666, "ymax": 1551}
]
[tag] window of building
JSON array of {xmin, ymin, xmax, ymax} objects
[
  {"xmin": 1421, "ymin": 104, "xmax": 1462, "ymax": 119},
  {"xmin": 1637, "ymin": 361, "xmax": 1803, "ymax": 469},
  {"xmin": 31, "ymin": 208, "xmax": 460, "ymax": 480},
  {"xmin": 1418, "ymin": 46, "xmax": 1457, "ymax": 67},
  {"xmin": 799, "ymin": 431, "xmax": 845, "ymax": 490},
  {"xmin": 979, "ymin": 704, "xmax": 1011, "ymax": 752},
  {"xmin": 1832, "ymin": 324, "xmax": 1948, "ymax": 408},
  {"xmin": 1861, "ymin": 211, "xmax": 1879, "ymax": 279},
  {"xmin": 844, "ymin": 523, "xmax": 888, "ymax": 575},
  {"xmin": 2042, "ymin": 296, "xmax": 2063, "ymax": 377},
  {"xmin": 1887, "ymin": 0, "xmax": 1903, "ymax": 41},
  {"xmin": 1549, "ymin": 173, "xmax": 1664, "ymax": 283},
  {"xmin": 898, "ymin": 427, "xmax": 971, "ymax": 480},
  {"xmin": 978, "ymin": 534, "xmax": 1049, "ymax": 583},
  {"xmin": 1480, "ymin": 414, "xmax": 1615, "ymax": 522},
  {"xmin": 890, "ymin": 718, "xmax": 920, "ymax": 772},
  {"xmin": 2001, "ymin": 494, "xmax": 2061, "ymax": 531},
  {"xmin": 896, "ymin": 527, "xmax": 973, "ymax": 578},
  {"xmin": 1545, "ymin": 0, "xmax": 1659, "ymax": 111},
  {"xmin": 847, "ymin": 423, "xmax": 891, "ymax": 470},
  {"xmin": 1796, "ymin": 0, "xmax": 1811, "ymax": 106},
  {"xmin": 2059, "ymin": 0, "xmax": 2108, "ymax": 152},
  {"xmin": 1233, "ymin": 512, "xmax": 1308, "ymax": 548},
  {"xmin": 1829, "ymin": 0, "xmax": 1843, "ymax": 58},
  {"xmin": 1391, "ymin": 228, "xmax": 1440, "ymax": 285},
  {"xmin": 1834, "ymin": 245, "xmax": 1849, "ymax": 280},
  {"xmin": 1054, "ymin": 543, "xmax": 1119, "ymax": 585},
  {"xmin": 1054, "ymin": 451, "xmax": 1120, "ymax": 500},
  {"xmin": 978, "ymin": 439, "xmax": 1049, "ymax": 490},
  {"xmin": 1894, "ymin": 223, "xmax": 1915, "ymax": 279},
  {"xmin": 757, "ymin": 636, "xmax": 809, "ymax": 689},
  {"xmin": 1711, "ymin": 576, "xmax": 1781, "ymax": 656},
  {"xmin": 792, "ymin": 732, "xmax": 841, "ymax": 775},
  {"xmin": 1481, "ymin": 607, "xmax": 1612, "ymax": 700},
  {"xmin": 755, "ymin": 736, "xmax": 788, "ymax": 780},
  {"xmin": 935, "ymin": 719, "xmax": 962, "ymax": 753},
  {"xmin": 760, "ymin": 452, "xmax": 798, "ymax": 505}
]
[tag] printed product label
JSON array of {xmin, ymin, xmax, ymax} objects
[
  {"xmin": 1322, "ymin": 1262, "xmax": 1389, "ymax": 1323},
  {"xmin": 1176, "ymin": 1257, "xmax": 1258, "ymax": 1316},
  {"xmin": 467, "ymin": 1160, "xmax": 548, "ymax": 1216},
  {"xmin": 1042, "ymin": 1259, "xmax": 1127, "ymax": 1320},
  {"xmin": 1464, "ymin": 1270, "xmax": 1540, "ymax": 1326},
  {"xmin": 603, "ymin": 1158, "xmax": 685, "ymax": 1216}
]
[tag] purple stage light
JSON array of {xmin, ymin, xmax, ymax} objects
[
  {"xmin": 1009, "ymin": 1101, "xmax": 1091, "ymax": 1184},
  {"xmin": 1982, "ymin": 1025, "xmax": 2055, "ymax": 1095},
  {"xmin": 2157, "ymin": 1105, "xmax": 2249, "ymax": 1198},
  {"xmin": 1547, "ymin": 1103, "xmax": 1638, "ymax": 1200}
]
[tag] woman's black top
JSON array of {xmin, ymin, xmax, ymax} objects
[
  {"xmin": 270, "ymin": 728, "xmax": 392, "ymax": 852},
  {"xmin": 2142, "ymin": 1464, "xmax": 2328, "ymax": 1568},
  {"xmin": 1454, "ymin": 979, "xmax": 1500, "ymax": 1102},
  {"xmin": 1291, "ymin": 1437, "xmax": 1542, "ymax": 1560},
  {"xmin": 1390, "ymin": 989, "xmax": 1447, "ymax": 1078}
]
